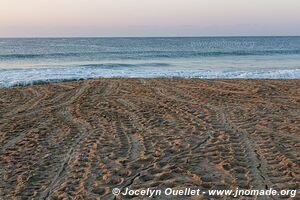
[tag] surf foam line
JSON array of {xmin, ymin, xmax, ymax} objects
[{"xmin": 1, "ymin": 67, "xmax": 300, "ymax": 88}]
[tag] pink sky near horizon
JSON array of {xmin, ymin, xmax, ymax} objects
[{"xmin": 1, "ymin": 0, "xmax": 300, "ymax": 37}]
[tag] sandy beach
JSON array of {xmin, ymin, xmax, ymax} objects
[{"xmin": 0, "ymin": 78, "xmax": 299, "ymax": 199}]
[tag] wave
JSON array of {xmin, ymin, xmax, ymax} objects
[
  {"xmin": 1, "ymin": 49, "xmax": 300, "ymax": 60},
  {"xmin": 0, "ymin": 52, "xmax": 87, "ymax": 59},
  {"xmin": 1, "ymin": 67, "xmax": 300, "ymax": 88},
  {"xmin": 6, "ymin": 78, "xmax": 89, "ymax": 87},
  {"xmin": 80, "ymin": 63, "xmax": 172, "ymax": 68}
]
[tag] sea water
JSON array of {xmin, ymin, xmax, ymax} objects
[{"xmin": 0, "ymin": 37, "xmax": 300, "ymax": 87}]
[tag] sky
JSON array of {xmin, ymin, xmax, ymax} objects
[{"xmin": 0, "ymin": 0, "xmax": 300, "ymax": 37}]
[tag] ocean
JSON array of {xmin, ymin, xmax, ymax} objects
[{"xmin": 0, "ymin": 37, "xmax": 300, "ymax": 87}]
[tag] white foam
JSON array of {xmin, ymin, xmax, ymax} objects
[{"xmin": 1, "ymin": 67, "xmax": 300, "ymax": 88}]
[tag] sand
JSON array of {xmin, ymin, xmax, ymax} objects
[{"xmin": 0, "ymin": 78, "xmax": 299, "ymax": 199}]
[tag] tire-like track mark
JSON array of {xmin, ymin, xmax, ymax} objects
[
  {"xmin": 0, "ymin": 79, "xmax": 299, "ymax": 200},
  {"xmin": 38, "ymin": 82, "xmax": 94, "ymax": 199}
]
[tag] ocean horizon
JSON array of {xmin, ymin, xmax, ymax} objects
[{"xmin": 1, "ymin": 36, "xmax": 300, "ymax": 87}]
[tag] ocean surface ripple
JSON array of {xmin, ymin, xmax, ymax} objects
[{"xmin": 1, "ymin": 37, "xmax": 300, "ymax": 87}]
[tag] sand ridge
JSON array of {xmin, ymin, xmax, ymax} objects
[{"xmin": 0, "ymin": 79, "xmax": 299, "ymax": 199}]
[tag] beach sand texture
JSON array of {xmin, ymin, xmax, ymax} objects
[{"xmin": 0, "ymin": 79, "xmax": 299, "ymax": 199}]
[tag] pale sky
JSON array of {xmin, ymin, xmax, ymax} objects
[{"xmin": 0, "ymin": 0, "xmax": 300, "ymax": 37}]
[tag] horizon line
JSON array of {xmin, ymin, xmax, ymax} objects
[{"xmin": 1, "ymin": 35, "xmax": 300, "ymax": 39}]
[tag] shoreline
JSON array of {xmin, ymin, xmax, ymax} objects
[
  {"xmin": 1, "ymin": 77, "xmax": 300, "ymax": 89},
  {"xmin": 0, "ymin": 78, "xmax": 299, "ymax": 199}
]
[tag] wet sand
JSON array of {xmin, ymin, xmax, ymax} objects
[{"xmin": 0, "ymin": 78, "xmax": 299, "ymax": 199}]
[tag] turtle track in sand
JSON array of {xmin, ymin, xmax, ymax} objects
[{"xmin": 0, "ymin": 78, "xmax": 299, "ymax": 199}]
